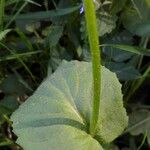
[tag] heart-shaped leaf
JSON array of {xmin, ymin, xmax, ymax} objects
[
  {"xmin": 11, "ymin": 61, "xmax": 128, "ymax": 150},
  {"xmin": 127, "ymin": 109, "xmax": 150, "ymax": 145},
  {"xmin": 97, "ymin": 12, "xmax": 117, "ymax": 36},
  {"xmin": 122, "ymin": 0, "xmax": 150, "ymax": 36}
]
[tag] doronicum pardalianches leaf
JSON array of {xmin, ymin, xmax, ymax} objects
[
  {"xmin": 127, "ymin": 109, "xmax": 150, "ymax": 145},
  {"xmin": 110, "ymin": 0, "xmax": 127, "ymax": 14},
  {"xmin": 97, "ymin": 12, "xmax": 117, "ymax": 36},
  {"xmin": 121, "ymin": 0, "xmax": 150, "ymax": 36},
  {"xmin": 11, "ymin": 61, "xmax": 128, "ymax": 150},
  {"xmin": 105, "ymin": 62, "xmax": 141, "ymax": 81}
]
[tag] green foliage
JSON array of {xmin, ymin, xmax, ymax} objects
[
  {"xmin": 127, "ymin": 109, "xmax": 150, "ymax": 145},
  {"xmin": 103, "ymin": 44, "xmax": 150, "ymax": 56},
  {"xmin": 0, "ymin": 29, "xmax": 11, "ymax": 41},
  {"xmin": 110, "ymin": 0, "xmax": 127, "ymax": 14},
  {"xmin": 11, "ymin": 61, "xmax": 128, "ymax": 149},
  {"xmin": 0, "ymin": 75, "xmax": 28, "ymax": 110},
  {"xmin": 0, "ymin": 0, "xmax": 150, "ymax": 149},
  {"xmin": 44, "ymin": 25, "xmax": 64, "ymax": 48},
  {"xmin": 105, "ymin": 62, "xmax": 141, "ymax": 80},
  {"xmin": 122, "ymin": 0, "xmax": 150, "ymax": 36},
  {"xmin": 97, "ymin": 12, "xmax": 117, "ymax": 37},
  {"xmin": 102, "ymin": 31, "xmax": 134, "ymax": 62},
  {"xmin": 5, "ymin": 5, "xmax": 81, "ymax": 21}
]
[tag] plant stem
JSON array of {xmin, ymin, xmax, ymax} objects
[
  {"xmin": 5, "ymin": 1, "xmax": 28, "ymax": 29},
  {"xmin": 0, "ymin": 0, "xmax": 5, "ymax": 31},
  {"xmin": 125, "ymin": 37, "xmax": 149, "ymax": 103},
  {"xmin": 83, "ymin": 0, "xmax": 101, "ymax": 136},
  {"xmin": 137, "ymin": 37, "xmax": 149, "ymax": 69}
]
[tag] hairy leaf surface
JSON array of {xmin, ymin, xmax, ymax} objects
[{"xmin": 11, "ymin": 61, "xmax": 128, "ymax": 150}]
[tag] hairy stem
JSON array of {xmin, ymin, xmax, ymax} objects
[{"xmin": 83, "ymin": 0, "xmax": 101, "ymax": 136}]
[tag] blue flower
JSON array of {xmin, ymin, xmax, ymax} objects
[{"xmin": 80, "ymin": 0, "xmax": 96, "ymax": 14}]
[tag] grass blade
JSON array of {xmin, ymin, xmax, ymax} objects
[
  {"xmin": 101, "ymin": 44, "xmax": 150, "ymax": 56},
  {"xmin": 0, "ymin": 29, "xmax": 11, "ymax": 41},
  {"xmin": 0, "ymin": 50, "xmax": 42, "ymax": 61},
  {"xmin": 0, "ymin": 42, "xmax": 36, "ymax": 81},
  {"xmin": 5, "ymin": 5, "xmax": 81, "ymax": 21}
]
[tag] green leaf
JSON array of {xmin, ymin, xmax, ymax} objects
[
  {"xmin": 44, "ymin": 25, "xmax": 64, "ymax": 48},
  {"xmin": 0, "ymin": 75, "xmax": 28, "ymax": 110},
  {"xmin": 127, "ymin": 109, "xmax": 150, "ymax": 145},
  {"xmin": 97, "ymin": 12, "xmax": 117, "ymax": 36},
  {"xmin": 16, "ymin": 125, "xmax": 103, "ymax": 150},
  {"xmin": 121, "ymin": 0, "xmax": 150, "ymax": 36},
  {"xmin": 5, "ymin": 5, "xmax": 81, "ymax": 21},
  {"xmin": 102, "ymin": 44, "xmax": 150, "ymax": 56},
  {"xmin": 0, "ymin": 75, "xmax": 28, "ymax": 95},
  {"xmin": 0, "ymin": 29, "xmax": 11, "ymax": 41},
  {"xmin": 110, "ymin": 0, "xmax": 127, "ymax": 14},
  {"xmin": 105, "ymin": 62, "xmax": 141, "ymax": 80},
  {"xmin": 49, "ymin": 45, "xmax": 73, "ymax": 70},
  {"xmin": 1, "ymin": 95, "xmax": 19, "ymax": 110},
  {"xmin": 15, "ymin": 28, "xmax": 34, "ymax": 51},
  {"xmin": 0, "ymin": 104, "xmax": 12, "ymax": 115},
  {"xmin": 0, "ymin": 51, "xmax": 42, "ymax": 62},
  {"xmin": 102, "ymin": 31, "xmax": 134, "ymax": 62},
  {"xmin": 11, "ymin": 61, "xmax": 128, "ymax": 149}
]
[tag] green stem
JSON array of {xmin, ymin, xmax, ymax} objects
[
  {"xmin": 0, "ymin": 0, "xmax": 5, "ymax": 31},
  {"xmin": 5, "ymin": 1, "xmax": 28, "ymax": 29},
  {"xmin": 83, "ymin": 0, "xmax": 101, "ymax": 136},
  {"xmin": 137, "ymin": 37, "xmax": 149, "ymax": 70},
  {"xmin": 125, "ymin": 37, "xmax": 149, "ymax": 103}
]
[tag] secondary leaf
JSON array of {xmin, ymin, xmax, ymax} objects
[
  {"xmin": 102, "ymin": 44, "xmax": 150, "ymax": 56},
  {"xmin": 110, "ymin": 0, "xmax": 127, "ymax": 14},
  {"xmin": 11, "ymin": 61, "xmax": 128, "ymax": 149},
  {"xmin": 127, "ymin": 109, "xmax": 150, "ymax": 145},
  {"xmin": 105, "ymin": 62, "xmax": 141, "ymax": 80},
  {"xmin": 44, "ymin": 25, "xmax": 64, "ymax": 48},
  {"xmin": 0, "ymin": 75, "xmax": 28, "ymax": 110},
  {"xmin": 5, "ymin": 5, "xmax": 81, "ymax": 21},
  {"xmin": 102, "ymin": 31, "xmax": 134, "ymax": 62},
  {"xmin": 97, "ymin": 12, "xmax": 117, "ymax": 36},
  {"xmin": 121, "ymin": 0, "xmax": 150, "ymax": 36},
  {"xmin": 0, "ymin": 29, "xmax": 11, "ymax": 41}
]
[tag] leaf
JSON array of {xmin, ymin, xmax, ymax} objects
[
  {"xmin": 102, "ymin": 31, "xmax": 134, "ymax": 62},
  {"xmin": 0, "ymin": 51, "xmax": 42, "ymax": 62},
  {"xmin": 11, "ymin": 61, "xmax": 128, "ymax": 149},
  {"xmin": 102, "ymin": 44, "xmax": 150, "ymax": 56},
  {"xmin": 26, "ymin": 22, "xmax": 40, "ymax": 33},
  {"xmin": 97, "ymin": 12, "xmax": 117, "ymax": 36},
  {"xmin": 25, "ymin": 0, "xmax": 41, "ymax": 6},
  {"xmin": 0, "ymin": 75, "xmax": 28, "ymax": 95},
  {"xmin": 0, "ymin": 75, "xmax": 28, "ymax": 110},
  {"xmin": 121, "ymin": 0, "xmax": 150, "ymax": 36},
  {"xmin": 105, "ymin": 62, "xmax": 141, "ymax": 80},
  {"xmin": 15, "ymin": 28, "xmax": 34, "ymax": 51},
  {"xmin": 127, "ymin": 109, "xmax": 150, "ymax": 145},
  {"xmin": 5, "ymin": 5, "xmax": 81, "ymax": 21},
  {"xmin": 0, "ymin": 95, "xmax": 19, "ymax": 110},
  {"xmin": 0, "ymin": 29, "xmax": 11, "ymax": 41},
  {"xmin": 49, "ymin": 45, "xmax": 73, "ymax": 70},
  {"xmin": 110, "ymin": 0, "xmax": 127, "ymax": 14},
  {"xmin": 0, "ymin": 104, "xmax": 12, "ymax": 115},
  {"xmin": 44, "ymin": 25, "xmax": 64, "ymax": 48}
]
